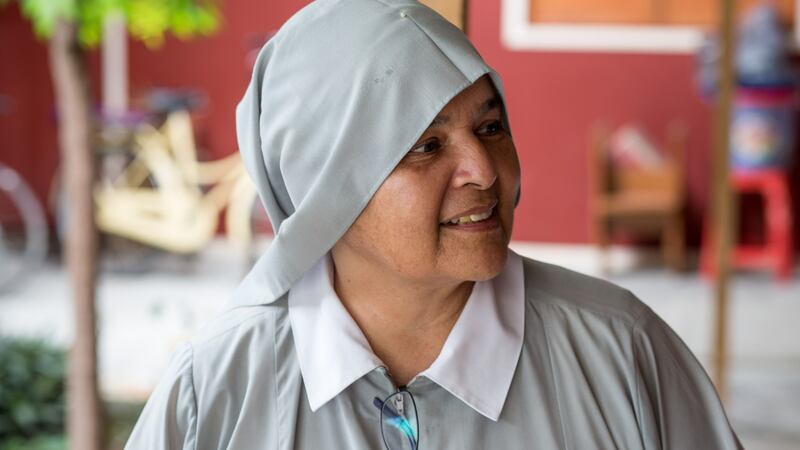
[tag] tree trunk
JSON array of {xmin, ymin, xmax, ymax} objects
[{"xmin": 49, "ymin": 18, "xmax": 105, "ymax": 450}]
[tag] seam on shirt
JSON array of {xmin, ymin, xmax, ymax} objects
[
  {"xmin": 188, "ymin": 344, "xmax": 199, "ymax": 450},
  {"xmin": 523, "ymin": 259, "xmax": 648, "ymax": 328},
  {"xmin": 629, "ymin": 316, "xmax": 648, "ymax": 449},
  {"xmin": 527, "ymin": 283, "xmax": 646, "ymax": 330},
  {"xmin": 632, "ymin": 308, "xmax": 676, "ymax": 448},
  {"xmin": 626, "ymin": 288, "xmax": 653, "ymax": 449},
  {"xmin": 192, "ymin": 307, "xmax": 275, "ymax": 348},
  {"xmin": 631, "ymin": 305, "xmax": 729, "ymax": 447},
  {"xmin": 628, "ymin": 289, "xmax": 653, "ymax": 326},
  {"xmin": 632, "ymin": 308, "xmax": 698, "ymax": 392},
  {"xmin": 523, "ymin": 260, "xmax": 570, "ymax": 448},
  {"xmin": 273, "ymin": 308, "xmax": 282, "ymax": 449},
  {"xmin": 538, "ymin": 310, "xmax": 570, "ymax": 449}
]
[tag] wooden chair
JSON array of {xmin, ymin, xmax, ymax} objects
[{"xmin": 589, "ymin": 122, "xmax": 688, "ymax": 275}]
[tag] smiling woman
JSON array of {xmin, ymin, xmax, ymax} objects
[
  {"xmin": 125, "ymin": 1, "xmax": 743, "ymax": 449},
  {"xmin": 330, "ymin": 76, "xmax": 519, "ymax": 386},
  {"xmin": 335, "ymin": 77, "xmax": 517, "ymax": 283}
]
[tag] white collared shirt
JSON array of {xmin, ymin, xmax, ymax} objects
[{"xmin": 288, "ymin": 250, "xmax": 525, "ymax": 421}]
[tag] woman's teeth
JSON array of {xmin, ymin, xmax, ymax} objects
[{"xmin": 444, "ymin": 207, "xmax": 494, "ymax": 225}]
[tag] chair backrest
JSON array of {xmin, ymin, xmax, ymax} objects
[
  {"xmin": 613, "ymin": 163, "xmax": 680, "ymax": 192},
  {"xmin": 590, "ymin": 121, "xmax": 687, "ymax": 196}
]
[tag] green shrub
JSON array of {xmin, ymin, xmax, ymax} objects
[
  {"xmin": 0, "ymin": 434, "xmax": 65, "ymax": 450},
  {"xmin": 0, "ymin": 336, "xmax": 66, "ymax": 445}
]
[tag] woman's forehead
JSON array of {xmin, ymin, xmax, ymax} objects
[{"xmin": 428, "ymin": 77, "xmax": 502, "ymax": 127}]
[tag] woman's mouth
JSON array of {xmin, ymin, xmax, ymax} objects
[{"xmin": 440, "ymin": 203, "xmax": 500, "ymax": 231}]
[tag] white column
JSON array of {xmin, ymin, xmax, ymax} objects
[{"xmin": 102, "ymin": 13, "xmax": 128, "ymax": 118}]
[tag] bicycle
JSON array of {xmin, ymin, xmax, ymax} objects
[
  {"xmin": 0, "ymin": 94, "xmax": 49, "ymax": 291},
  {"xmin": 92, "ymin": 108, "xmax": 263, "ymax": 256},
  {"xmin": 48, "ymin": 89, "xmax": 269, "ymax": 271}
]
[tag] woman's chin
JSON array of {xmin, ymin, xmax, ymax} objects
[{"xmin": 448, "ymin": 245, "xmax": 509, "ymax": 282}]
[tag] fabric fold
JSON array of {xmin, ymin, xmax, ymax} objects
[{"xmin": 230, "ymin": 0, "xmax": 510, "ymax": 307}]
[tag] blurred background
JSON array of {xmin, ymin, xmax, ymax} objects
[{"xmin": 0, "ymin": 0, "xmax": 799, "ymax": 449}]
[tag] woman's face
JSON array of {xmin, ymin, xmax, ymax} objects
[{"xmin": 333, "ymin": 75, "xmax": 520, "ymax": 285}]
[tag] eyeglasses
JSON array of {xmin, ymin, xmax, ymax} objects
[{"xmin": 373, "ymin": 388, "xmax": 419, "ymax": 450}]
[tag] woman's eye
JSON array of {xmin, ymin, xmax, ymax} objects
[
  {"xmin": 478, "ymin": 120, "xmax": 504, "ymax": 136},
  {"xmin": 409, "ymin": 140, "xmax": 441, "ymax": 154}
]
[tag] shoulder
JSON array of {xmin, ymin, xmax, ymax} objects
[
  {"xmin": 127, "ymin": 300, "xmax": 290, "ymax": 447},
  {"xmin": 513, "ymin": 257, "xmax": 742, "ymax": 448},
  {"xmin": 519, "ymin": 256, "xmax": 651, "ymax": 329},
  {"xmin": 191, "ymin": 300, "xmax": 285, "ymax": 348},
  {"xmin": 184, "ymin": 298, "xmax": 290, "ymax": 387}
]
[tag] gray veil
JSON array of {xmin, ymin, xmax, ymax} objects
[{"xmin": 232, "ymin": 0, "xmax": 510, "ymax": 307}]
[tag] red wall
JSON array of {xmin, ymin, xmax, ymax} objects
[
  {"xmin": 0, "ymin": 3, "xmax": 58, "ymax": 203},
  {"xmin": 2, "ymin": 0, "xmax": 798, "ymax": 247},
  {"xmin": 467, "ymin": 1, "xmax": 800, "ymax": 247},
  {"xmin": 468, "ymin": 1, "xmax": 717, "ymax": 244}
]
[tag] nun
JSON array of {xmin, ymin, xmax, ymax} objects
[{"xmin": 125, "ymin": 0, "xmax": 743, "ymax": 449}]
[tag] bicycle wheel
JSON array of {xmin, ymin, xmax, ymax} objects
[{"xmin": 0, "ymin": 163, "xmax": 48, "ymax": 292}]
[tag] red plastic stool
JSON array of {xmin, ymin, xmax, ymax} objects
[{"xmin": 700, "ymin": 169, "xmax": 794, "ymax": 281}]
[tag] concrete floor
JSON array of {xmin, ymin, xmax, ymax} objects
[{"xmin": 1, "ymin": 239, "xmax": 798, "ymax": 449}]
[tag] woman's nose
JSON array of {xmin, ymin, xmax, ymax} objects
[{"xmin": 451, "ymin": 135, "xmax": 498, "ymax": 190}]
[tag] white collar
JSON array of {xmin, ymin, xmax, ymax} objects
[{"xmin": 288, "ymin": 250, "xmax": 525, "ymax": 421}]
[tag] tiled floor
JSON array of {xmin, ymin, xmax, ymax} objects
[{"xmin": 1, "ymin": 239, "xmax": 798, "ymax": 449}]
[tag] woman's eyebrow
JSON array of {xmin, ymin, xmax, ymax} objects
[
  {"xmin": 479, "ymin": 96, "xmax": 503, "ymax": 116},
  {"xmin": 428, "ymin": 96, "xmax": 502, "ymax": 128}
]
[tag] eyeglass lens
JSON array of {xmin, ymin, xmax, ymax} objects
[{"xmin": 377, "ymin": 390, "xmax": 419, "ymax": 450}]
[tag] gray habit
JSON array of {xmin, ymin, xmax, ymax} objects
[
  {"xmin": 125, "ymin": 0, "xmax": 743, "ymax": 448},
  {"xmin": 125, "ymin": 257, "xmax": 742, "ymax": 449}
]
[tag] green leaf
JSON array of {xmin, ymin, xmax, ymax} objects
[
  {"xmin": 0, "ymin": 336, "xmax": 66, "ymax": 441},
  {"xmin": 19, "ymin": 0, "xmax": 78, "ymax": 38},
  {"xmin": 126, "ymin": 0, "xmax": 221, "ymax": 47},
  {"xmin": 15, "ymin": 0, "xmax": 221, "ymax": 48},
  {"xmin": 75, "ymin": 0, "xmax": 129, "ymax": 47},
  {"xmin": 127, "ymin": 0, "xmax": 171, "ymax": 47}
]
